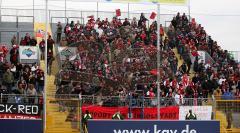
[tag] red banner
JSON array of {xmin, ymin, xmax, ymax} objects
[
  {"xmin": 0, "ymin": 114, "xmax": 41, "ymax": 120},
  {"xmin": 82, "ymin": 106, "xmax": 179, "ymax": 120}
]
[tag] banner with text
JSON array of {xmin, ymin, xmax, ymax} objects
[
  {"xmin": 179, "ymin": 106, "xmax": 212, "ymax": 120},
  {"xmin": 0, "ymin": 103, "xmax": 42, "ymax": 120},
  {"xmin": 88, "ymin": 120, "xmax": 220, "ymax": 133},
  {"xmin": 58, "ymin": 46, "xmax": 77, "ymax": 61},
  {"xmin": 82, "ymin": 106, "xmax": 179, "ymax": 120}
]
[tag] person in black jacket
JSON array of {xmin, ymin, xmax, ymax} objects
[
  {"xmin": 123, "ymin": 18, "xmax": 130, "ymax": 26},
  {"xmin": 30, "ymin": 37, "xmax": 37, "ymax": 46},
  {"xmin": 138, "ymin": 13, "xmax": 148, "ymax": 27}
]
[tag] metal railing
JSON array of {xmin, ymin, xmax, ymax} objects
[
  {"xmin": 0, "ymin": 94, "xmax": 43, "ymax": 104},
  {"xmin": 48, "ymin": 94, "xmax": 213, "ymax": 108}
]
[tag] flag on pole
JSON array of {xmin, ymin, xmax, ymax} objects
[
  {"xmin": 116, "ymin": 9, "xmax": 121, "ymax": 17},
  {"xmin": 150, "ymin": 12, "xmax": 157, "ymax": 19}
]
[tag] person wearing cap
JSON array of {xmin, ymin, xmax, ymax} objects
[
  {"xmin": 112, "ymin": 111, "xmax": 124, "ymax": 120},
  {"xmin": 185, "ymin": 109, "xmax": 197, "ymax": 120}
]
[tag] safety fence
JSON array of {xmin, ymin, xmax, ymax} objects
[
  {"xmin": 213, "ymin": 96, "xmax": 240, "ymax": 132},
  {"xmin": 46, "ymin": 94, "xmax": 215, "ymax": 132}
]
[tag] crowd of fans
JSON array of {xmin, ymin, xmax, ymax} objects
[
  {"xmin": 0, "ymin": 33, "xmax": 44, "ymax": 104},
  {"xmin": 53, "ymin": 12, "xmax": 240, "ymax": 107}
]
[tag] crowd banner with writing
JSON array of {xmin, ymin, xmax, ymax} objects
[
  {"xmin": 179, "ymin": 106, "xmax": 212, "ymax": 120},
  {"xmin": 131, "ymin": 106, "xmax": 179, "ymax": 119},
  {"xmin": 0, "ymin": 103, "xmax": 42, "ymax": 120},
  {"xmin": 88, "ymin": 120, "xmax": 220, "ymax": 133},
  {"xmin": 82, "ymin": 106, "xmax": 179, "ymax": 120},
  {"xmin": 104, "ymin": 0, "xmax": 187, "ymax": 5},
  {"xmin": 58, "ymin": 46, "xmax": 77, "ymax": 61},
  {"xmin": 19, "ymin": 46, "xmax": 39, "ymax": 64}
]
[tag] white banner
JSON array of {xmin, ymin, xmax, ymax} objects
[
  {"xmin": 19, "ymin": 46, "xmax": 38, "ymax": 60},
  {"xmin": 58, "ymin": 47, "xmax": 77, "ymax": 61},
  {"xmin": 197, "ymin": 51, "xmax": 206, "ymax": 63},
  {"xmin": 179, "ymin": 106, "xmax": 212, "ymax": 120}
]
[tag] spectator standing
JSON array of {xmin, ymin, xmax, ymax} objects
[
  {"xmin": 3, "ymin": 69, "xmax": 14, "ymax": 93},
  {"xmin": 30, "ymin": 37, "xmax": 37, "ymax": 46},
  {"xmin": 11, "ymin": 35, "xmax": 17, "ymax": 46},
  {"xmin": 123, "ymin": 18, "xmax": 130, "ymax": 26},
  {"xmin": 10, "ymin": 45, "xmax": 19, "ymax": 65},
  {"xmin": 24, "ymin": 33, "xmax": 31, "ymax": 46},
  {"xmin": 36, "ymin": 70, "xmax": 44, "ymax": 93},
  {"xmin": 57, "ymin": 22, "xmax": 63, "ymax": 43},
  {"xmin": 26, "ymin": 84, "xmax": 37, "ymax": 104},
  {"xmin": 39, "ymin": 38, "xmax": 45, "ymax": 60},
  {"xmin": 47, "ymin": 35, "xmax": 55, "ymax": 54}
]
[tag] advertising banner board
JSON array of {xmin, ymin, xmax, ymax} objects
[
  {"xmin": 0, "ymin": 119, "xmax": 42, "ymax": 133},
  {"xmin": 179, "ymin": 106, "xmax": 212, "ymax": 120},
  {"xmin": 0, "ymin": 103, "xmax": 42, "ymax": 120},
  {"xmin": 82, "ymin": 106, "xmax": 179, "ymax": 120},
  {"xmin": 88, "ymin": 120, "xmax": 220, "ymax": 133}
]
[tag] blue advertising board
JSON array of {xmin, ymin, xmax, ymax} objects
[
  {"xmin": 88, "ymin": 120, "xmax": 220, "ymax": 133},
  {"xmin": 0, "ymin": 119, "xmax": 42, "ymax": 133}
]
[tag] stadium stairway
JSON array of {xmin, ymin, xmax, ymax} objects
[
  {"xmin": 216, "ymin": 111, "xmax": 240, "ymax": 133},
  {"xmin": 45, "ymin": 47, "xmax": 79, "ymax": 133},
  {"xmin": 34, "ymin": 22, "xmax": 79, "ymax": 133}
]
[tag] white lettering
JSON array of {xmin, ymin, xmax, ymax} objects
[
  {"xmin": 154, "ymin": 125, "xmax": 161, "ymax": 133},
  {"xmin": 181, "ymin": 125, "xmax": 197, "ymax": 133},
  {"xmin": 18, "ymin": 105, "xmax": 25, "ymax": 114},
  {"xmin": 190, "ymin": 130, "xmax": 197, "ymax": 133},
  {"xmin": 162, "ymin": 130, "xmax": 169, "ymax": 133},
  {"xmin": 113, "ymin": 124, "xmax": 196, "ymax": 133},
  {"xmin": 32, "ymin": 106, "xmax": 38, "ymax": 114},
  {"xmin": 0, "ymin": 104, "xmax": 5, "ymax": 112},
  {"xmin": 25, "ymin": 105, "xmax": 31, "ymax": 114},
  {"xmin": 181, "ymin": 125, "xmax": 189, "ymax": 133},
  {"xmin": 113, "ymin": 129, "xmax": 150, "ymax": 133},
  {"xmin": 6, "ymin": 105, "xmax": 13, "ymax": 113}
]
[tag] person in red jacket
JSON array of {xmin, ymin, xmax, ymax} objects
[
  {"xmin": 47, "ymin": 35, "xmax": 55, "ymax": 54},
  {"xmin": 39, "ymin": 38, "xmax": 45, "ymax": 60}
]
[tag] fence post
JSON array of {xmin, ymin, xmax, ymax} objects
[
  {"xmin": 79, "ymin": 94, "xmax": 83, "ymax": 133},
  {"xmin": 16, "ymin": 16, "xmax": 18, "ymax": 28},
  {"xmin": 97, "ymin": 2, "xmax": 99, "ymax": 19},
  {"xmin": 128, "ymin": 3, "xmax": 130, "ymax": 19},
  {"xmin": 0, "ymin": 0, "xmax": 2, "ymax": 23},
  {"xmin": 0, "ymin": 93, "xmax": 2, "ymax": 103},
  {"xmin": 212, "ymin": 95, "xmax": 216, "ymax": 120},
  {"xmin": 141, "ymin": 95, "xmax": 144, "ymax": 119},
  {"xmin": 128, "ymin": 93, "xmax": 132, "ymax": 119}
]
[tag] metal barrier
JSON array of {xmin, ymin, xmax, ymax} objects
[
  {"xmin": 213, "ymin": 96, "xmax": 240, "ymax": 132},
  {"xmin": 0, "ymin": 94, "xmax": 43, "ymax": 104},
  {"xmin": 46, "ymin": 94, "xmax": 214, "ymax": 132}
]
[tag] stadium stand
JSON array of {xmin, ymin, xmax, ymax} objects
[
  {"xmin": 45, "ymin": 12, "xmax": 240, "ymax": 133},
  {"xmin": 0, "ymin": 33, "xmax": 45, "ymax": 103}
]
